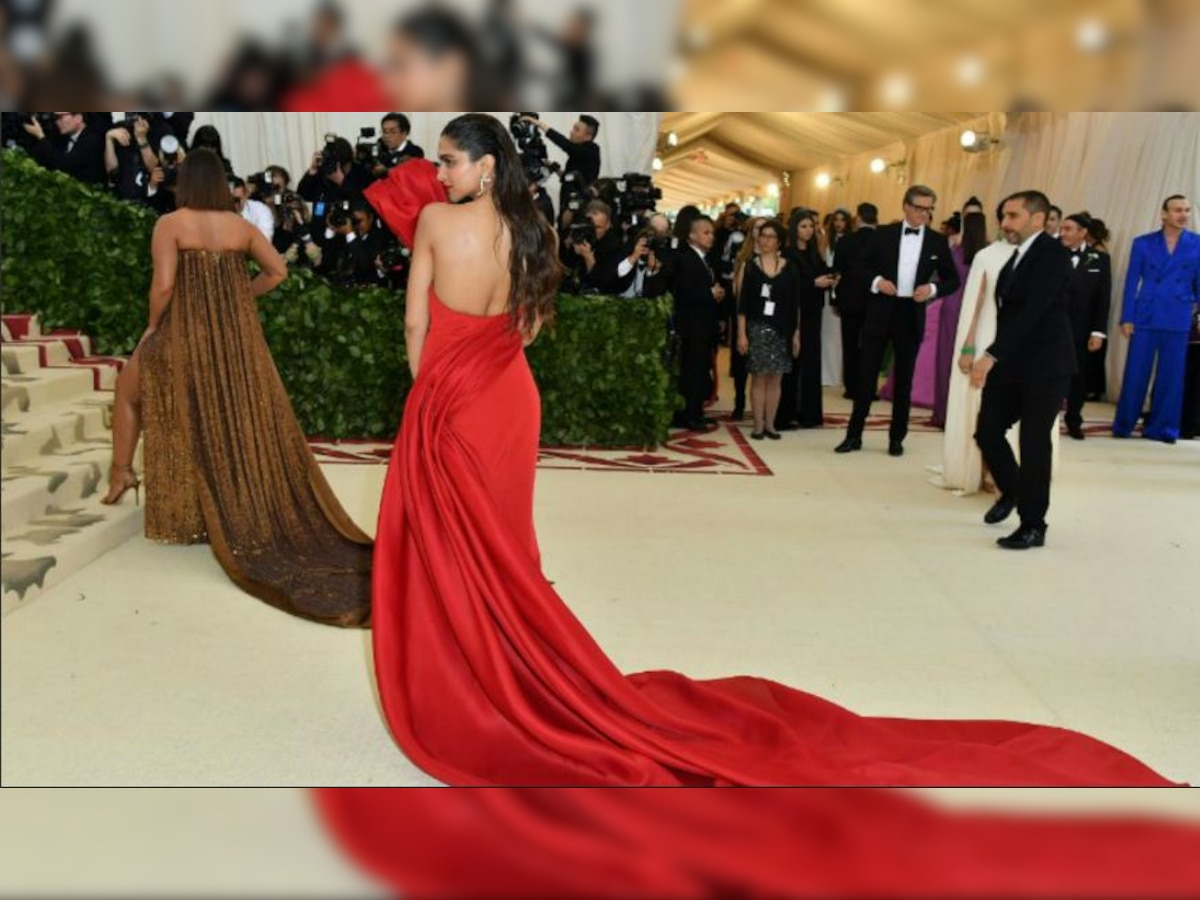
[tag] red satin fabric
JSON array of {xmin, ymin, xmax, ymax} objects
[{"xmin": 357, "ymin": 160, "xmax": 1179, "ymax": 788}]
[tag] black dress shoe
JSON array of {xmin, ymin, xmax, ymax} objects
[
  {"xmin": 730, "ymin": 408, "xmax": 745, "ymax": 422},
  {"xmin": 997, "ymin": 524, "xmax": 1047, "ymax": 550},
  {"xmin": 765, "ymin": 430, "xmax": 782, "ymax": 440},
  {"xmin": 984, "ymin": 495, "xmax": 1017, "ymax": 525},
  {"xmin": 700, "ymin": 415, "xmax": 717, "ymax": 426},
  {"xmin": 1067, "ymin": 425, "xmax": 1085, "ymax": 440},
  {"xmin": 750, "ymin": 431, "xmax": 765, "ymax": 441},
  {"xmin": 834, "ymin": 436, "xmax": 863, "ymax": 454},
  {"xmin": 842, "ymin": 391, "xmax": 855, "ymax": 400},
  {"xmin": 681, "ymin": 418, "xmax": 709, "ymax": 431},
  {"xmin": 887, "ymin": 440, "xmax": 904, "ymax": 457}
]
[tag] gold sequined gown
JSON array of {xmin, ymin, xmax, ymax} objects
[{"xmin": 138, "ymin": 249, "xmax": 372, "ymax": 628}]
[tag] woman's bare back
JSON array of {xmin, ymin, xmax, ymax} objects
[
  {"xmin": 426, "ymin": 201, "xmax": 513, "ymax": 317},
  {"xmin": 167, "ymin": 208, "xmax": 257, "ymax": 254}
]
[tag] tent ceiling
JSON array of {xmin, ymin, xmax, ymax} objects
[{"xmin": 656, "ymin": 112, "xmax": 982, "ymax": 209}]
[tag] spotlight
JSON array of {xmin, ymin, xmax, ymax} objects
[
  {"xmin": 766, "ymin": 182, "xmax": 780, "ymax": 198},
  {"xmin": 1076, "ymin": 19, "xmax": 1109, "ymax": 53},
  {"xmin": 652, "ymin": 157, "xmax": 664, "ymax": 172},
  {"xmin": 667, "ymin": 131, "xmax": 679, "ymax": 147},
  {"xmin": 815, "ymin": 172, "xmax": 832, "ymax": 189},
  {"xmin": 869, "ymin": 157, "xmax": 887, "ymax": 175},
  {"xmin": 957, "ymin": 56, "xmax": 984, "ymax": 87},
  {"xmin": 960, "ymin": 129, "xmax": 979, "ymax": 149}
]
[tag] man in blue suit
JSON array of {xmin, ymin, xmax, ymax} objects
[{"xmin": 1113, "ymin": 195, "xmax": 1200, "ymax": 443}]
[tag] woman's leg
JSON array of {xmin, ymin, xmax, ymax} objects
[
  {"xmin": 751, "ymin": 374, "xmax": 767, "ymax": 434},
  {"xmin": 765, "ymin": 374, "xmax": 784, "ymax": 433},
  {"xmin": 102, "ymin": 349, "xmax": 142, "ymax": 503}
]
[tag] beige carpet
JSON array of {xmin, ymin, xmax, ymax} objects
[{"xmin": 3, "ymin": 392, "xmax": 1198, "ymax": 790}]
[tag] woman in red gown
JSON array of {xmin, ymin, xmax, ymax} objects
[
  {"xmin": 351, "ymin": 115, "xmax": 1178, "ymax": 789},
  {"xmin": 316, "ymin": 116, "xmax": 1190, "ymax": 897}
]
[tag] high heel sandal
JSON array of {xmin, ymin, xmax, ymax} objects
[{"xmin": 101, "ymin": 465, "xmax": 141, "ymax": 506}]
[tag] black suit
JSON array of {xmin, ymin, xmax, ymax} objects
[
  {"xmin": 1063, "ymin": 247, "xmax": 1112, "ymax": 429},
  {"xmin": 31, "ymin": 126, "xmax": 107, "ymax": 187},
  {"xmin": 975, "ymin": 233, "xmax": 1077, "ymax": 530},
  {"xmin": 832, "ymin": 226, "xmax": 879, "ymax": 399},
  {"xmin": 847, "ymin": 223, "xmax": 960, "ymax": 443},
  {"xmin": 671, "ymin": 246, "xmax": 719, "ymax": 423}
]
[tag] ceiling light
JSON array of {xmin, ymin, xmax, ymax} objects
[
  {"xmin": 766, "ymin": 182, "xmax": 780, "ymax": 198},
  {"xmin": 667, "ymin": 131, "xmax": 679, "ymax": 147},
  {"xmin": 957, "ymin": 56, "xmax": 984, "ymax": 87},
  {"xmin": 960, "ymin": 129, "xmax": 979, "ymax": 149},
  {"xmin": 652, "ymin": 157, "xmax": 664, "ymax": 172},
  {"xmin": 880, "ymin": 73, "xmax": 913, "ymax": 107},
  {"xmin": 815, "ymin": 172, "xmax": 832, "ymax": 189},
  {"xmin": 869, "ymin": 157, "xmax": 887, "ymax": 175},
  {"xmin": 1076, "ymin": 19, "xmax": 1109, "ymax": 53}
]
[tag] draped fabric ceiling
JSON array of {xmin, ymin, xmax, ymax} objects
[{"xmin": 656, "ymin": 112, "xmax": 982, "ymax": 211}]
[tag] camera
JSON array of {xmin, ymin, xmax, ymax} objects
[
  {"xmin": 327, "ymin": 200, "xmax": 352, "ymax": 230},
  {"xmin": 560, "ymin": 171, "xmax": 588, "ymax": 215},
  {"xmin": 614, "ymin": 172, "xmax": 662, "ymax": 224},
  {"xmin": 509, "ymin": 112, "xmax": 549, "ymax": 184},
  {"xmin": 568, "ymin": 221, "xmax": 597, "ymax": 246},
  {"xmin": 159, "ymin": 134, "xmax": 182, "ymax": 187},
  {"xmin": 356, "ymin": 127, "xmax": 379, "ymax": 165},
  {"xmin": 378, "ymin": 241, "xmax": 410, "ymax": 270},
  {"xmin": 319, "ymin": 133, "xmax": 343, "ymax": 178},
  {"xmin": 247, "ymin": 169, "xmax": 274, "ymax": 197}
]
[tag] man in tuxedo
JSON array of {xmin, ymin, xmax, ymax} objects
[
  {"xmin": 835, "ymin": 185, "xmax": 960, "ymax": 456},
  {"xmin": 670, "ymin": 216, "xmax": 725, "ymax": 430},
  {"xmin": 971, "ymin": 190, "xmax": 1077, "ymax": 550},
  {"xmin": 1059, "ymin": 212, "xmax": 1112, "ymax": 439},
  {"xmin": 1113, "ymin": 195, "xmax": 1200, "ymax": 443},
  {"xmin": 832, "ymin": 202, "xmax": 880, "ymax": 401},
  {"xmin": 24, "ymin": 112, "xmax": 106, "ymax": 186}
]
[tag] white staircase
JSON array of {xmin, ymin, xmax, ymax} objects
[{"xmin": 2, "ymin": 314, "xmax": 142, "ymax": 616}]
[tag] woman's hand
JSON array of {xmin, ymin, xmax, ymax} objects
[
  {"xmin": 737, "ymin": 332, "xmax": 749, "ymax": 355},
  {"xmin": 815, "ymin": 274, "xmax": 835, "ymax": 289},
  {"xmin": 957, "ymin": 352, "xmax": 974, "ymax": 375},
  {"xmin": 792, "ymin": 331, "xmax": 801, "ymax": 358}
]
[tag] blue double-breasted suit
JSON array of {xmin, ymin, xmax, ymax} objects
[{"xmin": 1113, "ymin": 229, "xmax": 1200, "ymax": 441}]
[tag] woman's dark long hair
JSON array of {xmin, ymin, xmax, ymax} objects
[
  {"xmin": 175, "ymin": 147, "xmax": 235, "ymax": 212},
  {"xmin": 673, "ymin": 205, "xmax": 701, "ymax": 243},
  {"xmin": 960, "ymin": 211, "xmax": 988, "ymax": 266},
  {"xmin": 441, "ymin": 114, "xmax": 563, "ymax": 331},
  {"xmin": 787, "ymin": 211, "xmax": 821, "ymax": 274},
  {"xmin": 190, "ymin": 124, "xmax": 225, "ymax": 159}
]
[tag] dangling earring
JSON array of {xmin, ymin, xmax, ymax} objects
[{"xmin": 477, "ymin": 174, "xmax": 493, "ymax": 197}]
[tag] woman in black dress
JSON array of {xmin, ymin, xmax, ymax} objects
[
  {"xmin": 736, "ymin": 220, "xmax": 800, "ymax": 439},
  {"xmin": 783, "ymin": 211, "xmax": 837, "ymax": 429}
]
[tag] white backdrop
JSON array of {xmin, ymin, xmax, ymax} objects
[{"xmin": 189, "ymin": 111, "xmax": 660, "ymax": 204}]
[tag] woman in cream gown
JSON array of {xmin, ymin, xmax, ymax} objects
[{"xmin": 931, "ymin": 233, "xmax": 1061, "ymax": 495}]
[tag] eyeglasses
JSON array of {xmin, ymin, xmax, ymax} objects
[{"xmin": 907, "ymin": 202, "xmax": 935, "ymax": 214}]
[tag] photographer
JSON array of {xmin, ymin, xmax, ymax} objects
[
  {"xmin": 298, "ymin": 134, "xmax": 372, "ymax": 231},
  {"xmin": 272, "ymin": 191, "xmax": 323, "ymax": 269},
  {"xmin": 104, "ymin": 114, "xmax": 161, "ymax": 202},
  {"xmin": 25, "ymin": 112, "xmax": 106, "ymax": 186},
  {"xmin": 324, "ymin": 200, "xmax": 387, "ymax": 287},
  {"xmin": 144, "ymin": 134, "xmax": 187, "ymax": 215},
  {"xmin": 372, "ymin": 113, "xmax": 425, "ymax": 178},
  {"xmin": 519, "ymin": 114, "xmax": 601, "ymax": 190},
  {"xmin": 231, "ymin": 176, "xmax": 275, "ymax": 241},
  {"xmin": 619, "ymin": 227, "xmax": 670, "ymax": 299},
  {"xmin": 564, "ymin": 200, "xmax": 633, "ymax": 295}
]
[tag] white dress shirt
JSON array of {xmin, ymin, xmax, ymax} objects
[
  {"xmin": 241, "ymin": 199, "xmax": 275, "ymax": 241},
  {"xmin": 872, "ymin": 222, "xmax": 938, "ymax": 299}
]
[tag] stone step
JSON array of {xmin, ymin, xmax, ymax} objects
[
  {"xmin": 3, "ymin": 366, "xmax": 98, "ymax": 418},
  {"xmin": 2, "ymin": 400, "xmax": 114, "ymax": 471},
  {"xmin": 2, "ymin": 447, "xmax": 112, "ymax": 535},
  {"xmin": 2, "ymin": 500, "xmax": 144, "ymax": 617},
  {"xmin": 1, "ymin": 313, "xmax": 42, "ymax": 340},
  {"xmin": 1, "ymin": 343, "xmax": 44, "ymax": 376}
]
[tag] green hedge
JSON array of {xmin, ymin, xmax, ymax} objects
[{"xmin": 1, "ymin": 148, "xmax": 676, "ymax": 446}]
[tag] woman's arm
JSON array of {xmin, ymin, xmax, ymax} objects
[
  {"xmin": 958, "ymin": 271, "xmax": 989, "ymax": 374},
  {"xmin": 246, "ymin": 220, "xmax": 288, "ymax": 298},
  {"xmin": 146, "ymin": 217, "xmax": 178, "ymax": 333},
  {"xmin": 405, "ymin": 207, "xmax": 437, "ymax": 378}
]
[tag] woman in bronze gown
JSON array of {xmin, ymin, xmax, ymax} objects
[{"xmin": 101, "ymin": 148, "xmax": 372, "ymax": 628}]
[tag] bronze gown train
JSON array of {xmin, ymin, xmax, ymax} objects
[{"xmin": 137, "ymin": 249, "xmax": 372, "ymax": 627}]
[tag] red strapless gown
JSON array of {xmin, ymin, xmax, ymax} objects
[
  {"xmin": 312, "ymin": 158, "xmax": 1190, "ymax": 897},
  {"xmin": 342, "ymin": 161, "xmax": 1180, "ymax": 787}
]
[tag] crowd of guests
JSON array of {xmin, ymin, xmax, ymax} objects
[
  {"xmin": 8, "ymin": 110, "xmax": 1197, "ymax": 448},
  {"xmin": 667, "ymin": 192, "xmax": 1199, "ymax": 445}
]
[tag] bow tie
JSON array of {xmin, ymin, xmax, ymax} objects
[
  {"xmin": 1070, "ymin": 250, "xmax": 1084, "ymax": 260},
  {"xmin": 904, "ymin": 227, "xmax": 921, "ymax": 236}
]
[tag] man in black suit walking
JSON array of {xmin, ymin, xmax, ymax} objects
[
  {"xmin": 1059, "ymin": 212, "xmax": 1112, "ymax": 439},
  {"xmin": 972, "ymin": 190, "xmax": 1077, "ymax": 550},
  {"xmin": 831, "ymin": 202, "xmax": 880, "ymax": 401},
  {"xmin": 670, "ymin": 216, "xmax": 725, "ymax": 430},
  {"xmin": 835, "ymin": 185, "xmax": 960, "ymax": 457}
]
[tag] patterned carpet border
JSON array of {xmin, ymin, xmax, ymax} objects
[{"xmin": 308, "ymin": 423, "xmax": 773, "ymax": 476}]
